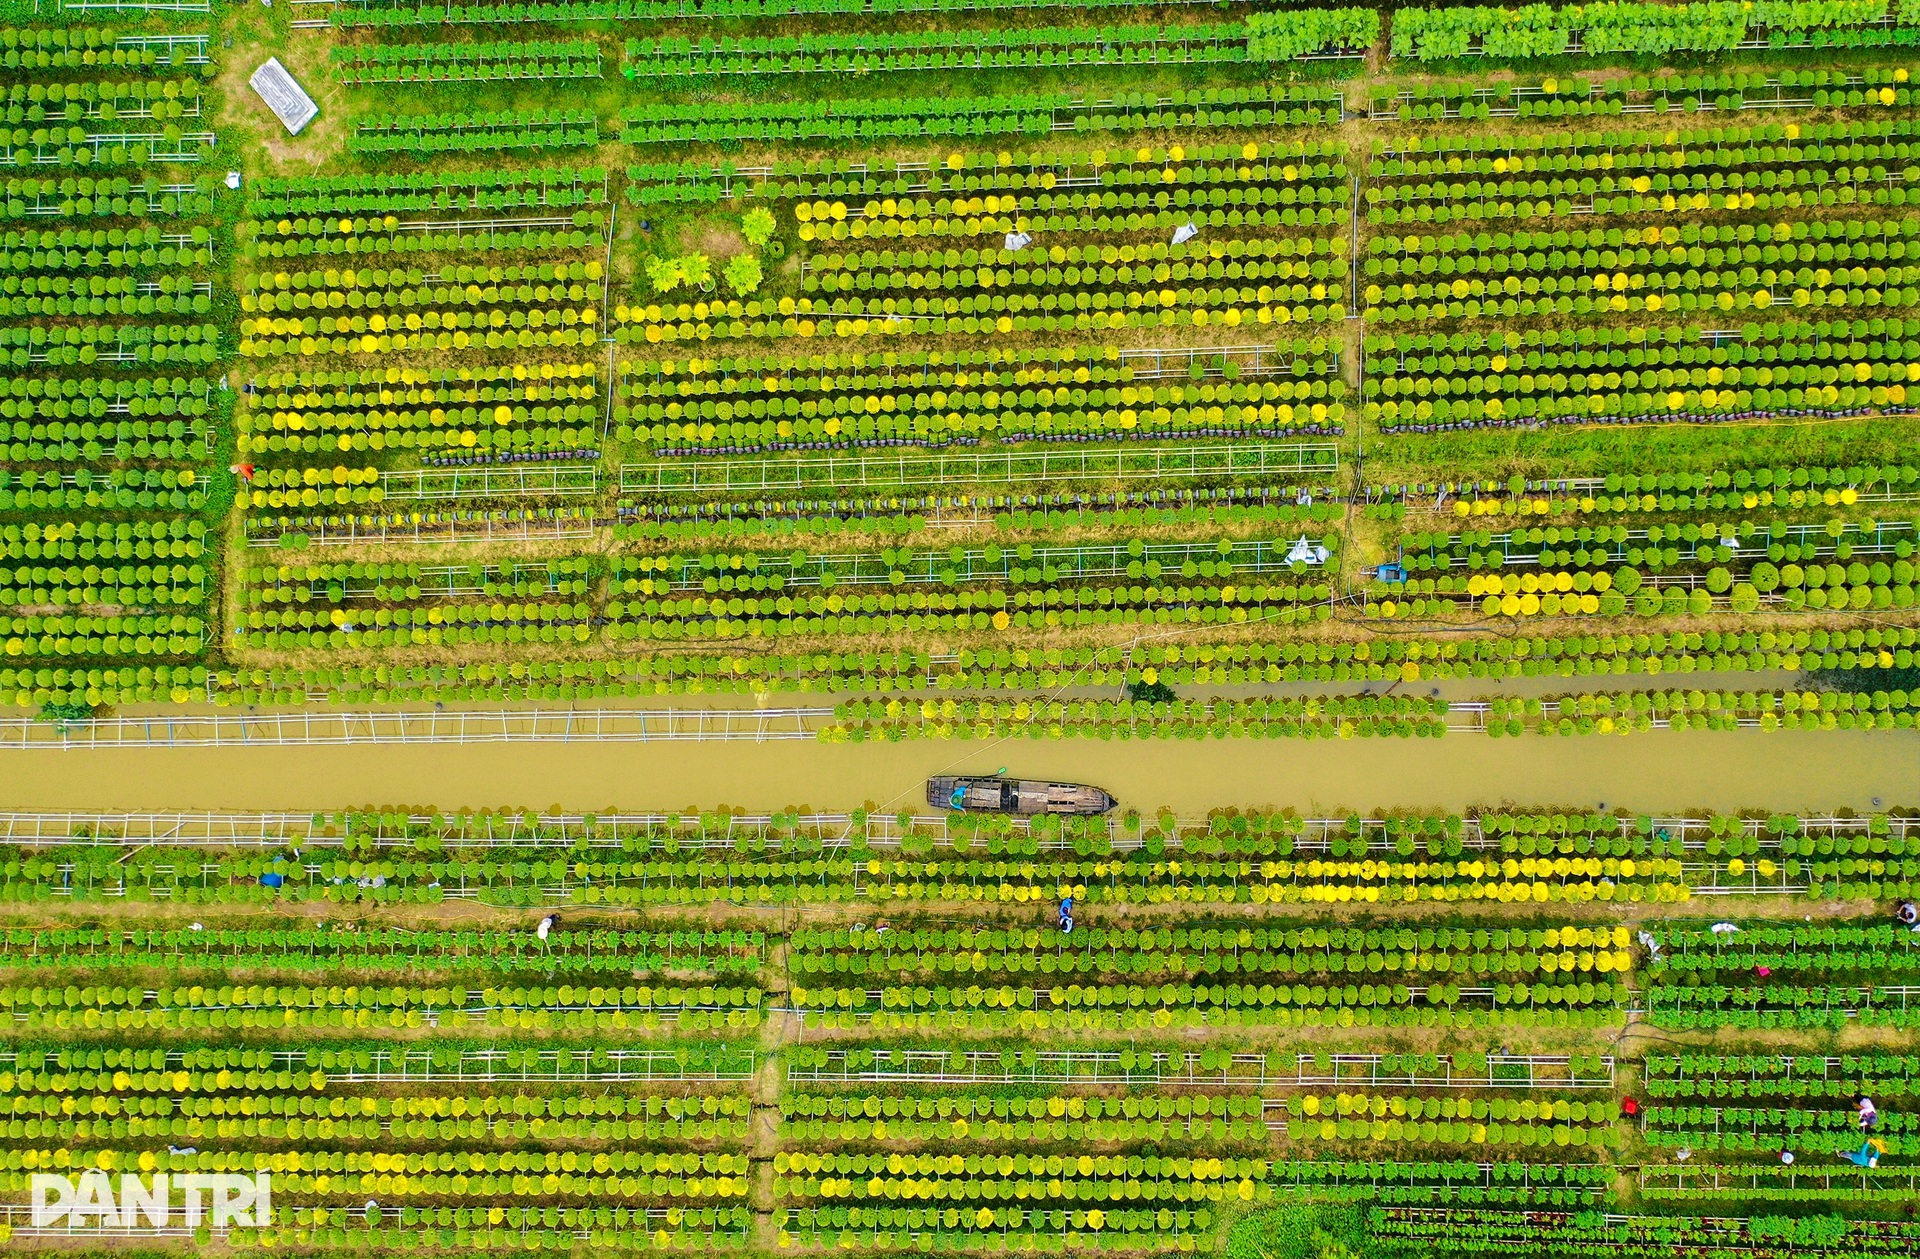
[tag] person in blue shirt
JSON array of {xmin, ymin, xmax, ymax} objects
[{"xmin": 1058, "ymin": 897, "xmax": 1074, "ymax": 935}]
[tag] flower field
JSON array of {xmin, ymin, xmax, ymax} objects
[
  {"xmin": 0, "ymin": 802, "xmax": 1915, "ymax": 1256},
  {"xmin": 1, "ymin": 0, "xmax": 1917, "ymax": 724},
  {"xmin": 0, "ymin": 18, "xmax": 220, "ymax": 689},
  {"xmin": 3, "ymin": 4, "xmax": 1920, "ymax": 1257},
  {"xmin": 0, "ymin": 4, "xmax": 1913, "ymax": 725}
]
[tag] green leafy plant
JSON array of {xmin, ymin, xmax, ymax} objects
[
  {"xmin": 1246, "ymin": 9, "xmax": 1380, "ymax": 60},
  {"xmin": 723, "ymin": 252, "xmax": 763, "ymax": 296},
  {"xmin": 645, "ymin": 253, "xmax": 713, "ymax": 294},
  {"xmin": 741, "ymin": 207, "xmax": 776, "ymax": 247},
  {"xmin": 1127, "ymin": 677, "xmax": 1177, "ymax": 704}
]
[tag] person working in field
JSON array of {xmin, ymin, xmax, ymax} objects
[{"xmin": 1839, "ymin": 1096, "xmax": 1889, "ymax": 1169}]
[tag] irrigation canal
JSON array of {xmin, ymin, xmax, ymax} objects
[{"xmin": 2, "ymin": 721, "xmax": 1912, "ymax": 816}]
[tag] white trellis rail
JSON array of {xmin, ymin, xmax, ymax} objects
[
  {"xmin": 245, "ymin": 506, "xmax": 595, "ymax": 548},
  {"xmin": 0, "ymin": 1044, "xmax": 748, "ymax": 1090},
  {"xmin": 60, "ymin": 0, "xmax": 209, "ymax": 10},
  {"xmin": 255, "ymin": 1046, "xmax": 757, "ymax": 1083},
  {"xmin": 0, "ymin": 706, "xmax": 833, "ymax": 748},
  {"xmin": 650, "ymin": 535, "xmax": 1327, "ymax": 590},
  {"xmin": 786, "ymin": 1047, "xmax": 1612, "ymax": 1089},
  {"xmin": 0, "ymin": 810, "xmax": 1896, "ymax": 851},
  {"xmin": 1640, "ymin": 1165, "xmax": 1920, "ymax": 1198},
  {"xmin": 115, "ymin": 34, "xmax": 212, "ymax": 62},
  {"xmin": 1117, "ymin": 342, "xmax": 1336, "ymax": 380},
  {"xmin": 379, "ymin": 463, "xmax": 598, "ymax": 501},
  {"xmin": 621, "ymin": 441, "xmax": 1339, "ymax": 494}
]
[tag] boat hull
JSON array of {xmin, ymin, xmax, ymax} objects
[{"xmin": 927, "ymin": 776, "xmax": 1117, "ymax": 815}]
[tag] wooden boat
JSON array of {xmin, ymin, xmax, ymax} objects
[{"xmin": 927, "ymin": 775, "xmax": 1116, "ymax": 815}]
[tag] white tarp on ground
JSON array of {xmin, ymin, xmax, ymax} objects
[
  {"xmin": 249, "ymin": 57, "xmax": 317, "ymax": 136},
  {"xmin": 1286, "ymin": 536, "xmax": 1329, "ymax": 566}
]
